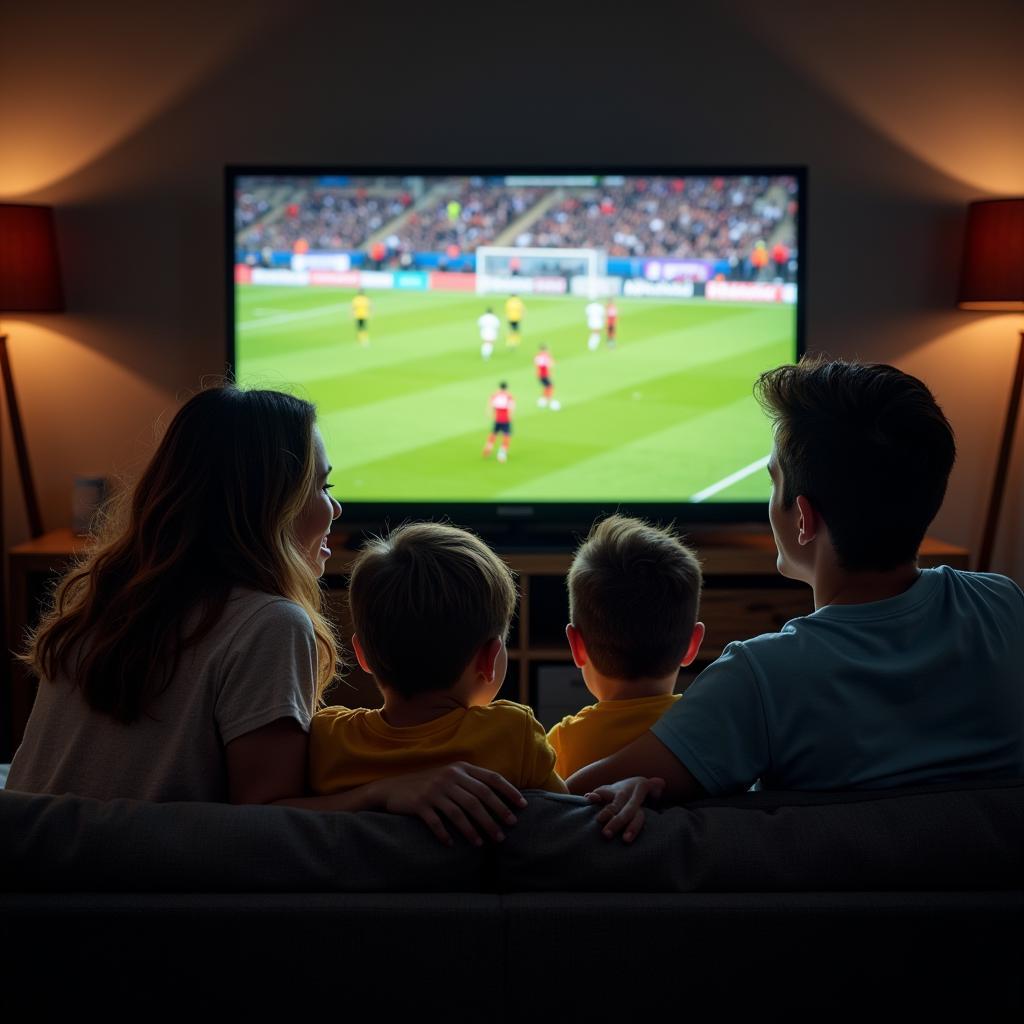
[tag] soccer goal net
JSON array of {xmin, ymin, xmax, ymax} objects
[{"xmin": 475, "ymin": 246, "xmax": 608, "ymax": 298}]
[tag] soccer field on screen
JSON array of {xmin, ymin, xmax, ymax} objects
[{"xmin": 235, "ymin": 285, "xmax": 794, "ymax": 503}]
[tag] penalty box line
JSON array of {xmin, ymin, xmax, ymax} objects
[{"xmin": 691, "ymin": 454, "xmax": 770, "ymax": 503}]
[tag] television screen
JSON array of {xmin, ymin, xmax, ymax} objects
[{"xmin": 229, "ymin": 168, "xmax": 803, "ymax": 528}]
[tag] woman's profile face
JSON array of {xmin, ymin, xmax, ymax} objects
[{"xmin": 294, "ymin": 427, "xmax": 342, "ymax": 576}]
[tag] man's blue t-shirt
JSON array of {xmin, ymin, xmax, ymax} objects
[{"xmin": 651, "ymin": 567, "xmax": 1024, "ymax": 795}]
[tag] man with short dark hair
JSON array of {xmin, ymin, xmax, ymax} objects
[{"xmin": 571, "ymin": 357, "xmax": 1024, "ymax": 842}]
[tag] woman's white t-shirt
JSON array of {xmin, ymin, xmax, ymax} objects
[{"xmin": 6, "ymin": 589, "xmax": 316, "ymax": 802}]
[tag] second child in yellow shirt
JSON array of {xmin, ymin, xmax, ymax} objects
[
  {"xmin": 310, "ymin": 523, "xmax": 567, "ymax": 827},
  {"xmin": 548, "ymin": 515, "xmax": 705, "ymax": 788},
  {"xmin": 352, "ymin": 289, "xmax": 371, "ymax": 346}
]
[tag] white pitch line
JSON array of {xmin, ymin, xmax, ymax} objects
[
  {"xmin": 691, "ymin": 454, "xmax": 770, "ymax": 503},
  {"xmin": 237, "ymin": 302, "xmax": 351, "ymax": 331}
]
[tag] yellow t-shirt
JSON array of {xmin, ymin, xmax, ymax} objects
[
  {"xmin": 309, "ymin": 699, "xmax": 567, "ymax": 794},
  {"xmin": 352, "ymin": 295, "xmax": 371, "ymax": 319},
  {"xmin": 546, "ymin": 693, "xmax": 681, "ymax": 779},
  {"xmin": 505, "ymin": 297, "xmax": 524, "ymax": 323}
]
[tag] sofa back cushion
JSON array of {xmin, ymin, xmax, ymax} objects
[
  {"xmin": 1, "ymin": 790, "xmax": 485, "ymax": 892},
  {"xmin": 3, "ymin": 780, "xmax": 1022, "ymax": 892},
  {"xmin": 495, "ymin": 779, "xmax": 1024, "ymax": 892}
]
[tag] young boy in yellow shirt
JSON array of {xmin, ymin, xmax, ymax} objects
[
  {"xmin": 309, "ymin": 523, "xmax": 567, "ymax": 820},
  {"xmin": 548, "ymin": 515, "xmax": 705, "ymax": 789}
]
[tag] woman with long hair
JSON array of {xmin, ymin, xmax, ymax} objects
[{"xmin": 7, "ymin": 386, "xmax": 523, "ymax": 845}]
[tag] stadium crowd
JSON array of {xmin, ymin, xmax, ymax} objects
[
  {"xmin": 236, "ymin": 179, "xmax": 551, "ymax": 259},
  {"xmin": 518, "ymin": 176, "xmax": 797, "ymax": 265},
  {"xmin": 395, "ymin": 183, "xmax": 551, "ymax": 255},
  {"xmin": 237, "ymin": 185, "xmax": 413, "ymax": 253},
  {"xmin": 235, "ymin": 183, "xmax": 292, "ymax": 233},
  {"xmin": 235, "ymin": 176, "xmax": 798, "ymax": 280}
]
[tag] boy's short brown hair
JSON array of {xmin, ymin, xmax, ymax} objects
[
  {"xmin": 755, "ymin": 356, "xmax": 956, "ymax": 571},
  {"xmin": 568, "ymin": 515, "xmax": 702, "ymax": 681},
  {"xmin": 348, "ymin": 522, "xmax": 517, "ymax": 698}
]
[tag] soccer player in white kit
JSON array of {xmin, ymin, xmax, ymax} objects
[
  {"xmin": 478, "ymin": 307, "xmax": 501, "ymax": 360},
  {"xmin": 585, "ymin": 300, "xmax": 605, "ymax": 351}
]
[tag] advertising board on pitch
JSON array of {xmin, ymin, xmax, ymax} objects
[{"xmin": 643, "ymin": 258, "xmax": 714, "ymax": 283}]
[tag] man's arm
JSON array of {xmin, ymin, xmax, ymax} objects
[
  {"xmin": 565, "ymin": 732, "xmax": 707, "ymax": 843},
  {"xmin": 568, "ymin": 643, "xmax": 768, "ymax": 840},
  {"xmin": 565, "ymin": 730, "xmax": 704, "ymax": 803}
]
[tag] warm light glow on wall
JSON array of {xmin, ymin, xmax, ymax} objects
[
  {"xmin": 0, "ymin": 5, "xmax": 285, "ymax": 196},
  {"xmin": 742, "ymin": 6, "xmax": 1024, "ymax": 195},
  {"xmin": 900, "ymin": 311, "xmax": 1024, "ymax": 568},
  {"xmin": 0, "ymin": 319, "xmax": 172, "ymax": 550}
]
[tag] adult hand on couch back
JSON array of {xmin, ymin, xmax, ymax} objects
[
  {"xmin": 584, "ymin": 777, "xmax": 666, "ymax": 843},
  {"xmin": 565, "ymin": 729, "xmax": 707, "ymax": 841},
  {"xmin": 372, "ymin": 762, "xmax": 528, "ymax": 847}
]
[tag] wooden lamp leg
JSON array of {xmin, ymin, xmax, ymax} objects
[
  {"xmin": 0, "ymin": 333, "xmax": 44, "ymax": 539},
  {"xmin": 977, "ymin": 329, "xmax": 1024, "ymax": 573}
]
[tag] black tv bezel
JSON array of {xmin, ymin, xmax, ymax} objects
[{"xmin": 226, "ymin": 164, "xmax": 807, "ymax": 541}]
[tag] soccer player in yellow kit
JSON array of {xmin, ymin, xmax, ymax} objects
[
  {"xmin": 352, "ymin": 289, "xmax": 371, "ymax": 346},
  {"xmin": 505, "ymin": 294, "xmax": 524, "ymax": 348}
]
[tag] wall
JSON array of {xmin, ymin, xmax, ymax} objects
[{"xmin": 2, "ymin": 0, "xmax": 1023, "ymax": 577}]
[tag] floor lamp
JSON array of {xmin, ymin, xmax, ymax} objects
[
  {"xmin": 0, "ymin": 204, "xmax": 61, "ymax": 759},
  {"xmin": 957, "ymin": 198, "xmax": 1024, "ymax": 573},
  {"xmin": 0, "ymin": 204, "xmax": 61, "ymax": 542}
]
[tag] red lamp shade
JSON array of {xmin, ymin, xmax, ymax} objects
[
  {"xmin": 0, "ymin": 204, "xmax": 65, "ymax": 313},
  {"xmin": 957, "ymin": 198, "xmax": 1024, "ymax": 311}
]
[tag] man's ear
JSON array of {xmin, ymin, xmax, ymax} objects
[
  {"xmin": 565, "ymin": 623, "xmax": 589, "ymax": 668},
  {"xmin": 681, "ymin": 621, "xmax": 705, "ymax": 667},
  {"xmin": 795, "ymin": 495, "xmax": 820, "ymax": 546},
  {"xmin": 474, "ymin": 637, "xmax": 503, "ymax": 682},
  {"xmin": 351, "ymin": 634, "xmax": 373, "ymax": 675}
]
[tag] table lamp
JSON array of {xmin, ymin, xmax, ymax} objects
[
  {"xmin": 0, "ymin": 204, "xmax": 63, "ymax": 541},
  {"xmin": 957, "ymin": 197, "xmax": 1024, "ymax": 572}
]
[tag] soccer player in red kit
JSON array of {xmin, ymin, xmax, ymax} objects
[
  {"xmin": 605, "ymin": 300, "xmax": 619, "ymax": 348},
  {"xmin": 534, "ymin": 345, "xmax": 561, "ymax": 410},
  {"xmin": 483, "ymin": 381, "xmax": 515, "ymax": 463}
]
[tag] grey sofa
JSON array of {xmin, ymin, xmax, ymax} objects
[{"xmin": 2, "ymin": 779, "xmax": 1022, "ymax": 1020}]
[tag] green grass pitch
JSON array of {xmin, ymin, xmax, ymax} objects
[{"xmin": 235, "ymin": 285, "xmax": 796, "ymax": 504}]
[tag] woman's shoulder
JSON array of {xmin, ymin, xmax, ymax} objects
[
  {"xmin": 227, "ymin": 587, "xmax": 313, "ymax": 622},
  {"xmin": 213, "ymin": 588, "xmax": 315, "ymax": 643}
]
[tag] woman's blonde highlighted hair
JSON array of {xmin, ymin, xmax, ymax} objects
[{"xmin": 25, "ymin": 385, "xmax": 339, "ymax": 723}]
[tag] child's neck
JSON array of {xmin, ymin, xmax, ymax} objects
[
  {"xmin": 378, "ymin": 673, "xmax": 485, "ymax": 728},
  {"xmin": 586, "ymin": 670, "xmax": 678, "ymax": 703},
  {"xmin": 379, "ymin": 692, "xmax": 466, "ymax": 728}
]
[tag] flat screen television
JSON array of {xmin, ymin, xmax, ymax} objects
[{"xmin": 228, "ymin": 167, "xmax": 805, "ymax": 544}]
